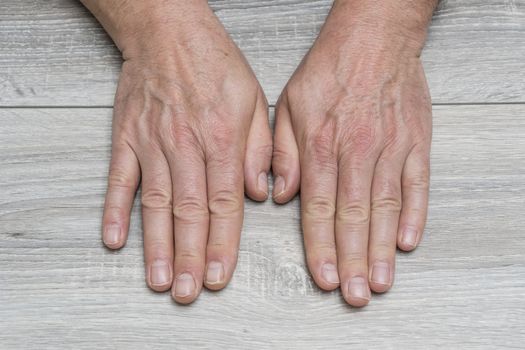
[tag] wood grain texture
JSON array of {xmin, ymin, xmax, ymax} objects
[
  {"xmin": 0, "ymin": 0, "xmax": 524, "ymax": 106},
  {"xmin": 1, "ymin": 105, "xmax": 524, "ymax": 349}
]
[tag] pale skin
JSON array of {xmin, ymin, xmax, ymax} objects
[{"xmin": 81, "ymin": 0, "xmax": 437, "ymax": 306}]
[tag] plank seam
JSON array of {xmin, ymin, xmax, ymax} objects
[{"xmin": 1, "ymin": 102, "xmax": 525, "ymax": 109}]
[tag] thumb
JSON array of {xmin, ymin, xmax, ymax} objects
[{"xmin": 272, "ymin": 95, "xmax": 300, "ymax": 203}]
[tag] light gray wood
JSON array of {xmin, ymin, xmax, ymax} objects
[
  {"xmin": 0, "ymin": 0, "xmax": 524, "ymax": 107},
  {"xmin": 1, "ymin": 105, "xmax": 524, "ymax": 349}
]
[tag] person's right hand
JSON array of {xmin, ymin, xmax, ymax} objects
[{"xmin": 83, "ymin": 0, "xmax": 272, "ymax": 304}]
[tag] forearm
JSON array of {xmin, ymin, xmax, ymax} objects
[{"xmin": 79, "ymin": 0, "xmax": 210, "ymax": 57}]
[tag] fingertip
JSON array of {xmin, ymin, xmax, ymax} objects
[
  {"xmin": 257, "ymin": 171, "xmax": 269, "ymax": 199},
  {"xmin": 103, "ymin": 241, "xmax": 126, "ymax": 250},
  {"xmin": 149, "ymin": 282, "xmax": 172, "ymax": 293},
  {"xmin": 102, "ymin": 223, "xmax": 126, "ymax": 250},
  {"xmin": 397, "ymin": 243, "xmax": 418, "ymax": 252},
  {"xmin": 147, "ymin": 259, "xmax": 173, "ymax": 292},
  {"xmin": 314, "ymin": 262, "xmax": 340, "ymax": 291},
  {"xmin": 369, "ymin": 261, "xmax": 393, "ymax": 293},
  {"xmin": 272, "ymin": 174, "xmax": 299, "ymax": 204},
  {"xmin": 204, "ymin": 260, "xmax": 228, "ymax": 291},
  {"xmin": 343, "ymin": 276, "xmax": 371, "ymax": 308},
  {"xmin": 204, "ymin": 247, "xmax": 238, "ymax": 291},
  {"xmin": 271, "ymin": 144, "xmax": 301, "ymax": 203},
  {"xmin": 369, "ymin": 282, "xmax": 391, "ymax": 294},
  {"xmin": 397, "ymin": 226, "xmax": 421, "ymax": 252},
  {"xmin": 272, "ymin": 175, "xmax": 286, "ymax": 201},
  {"xmin": 171, "ymin": 272, "xmax": 200, "ymax": 304},
  {"xmin": 245, "ymin": 171, "xmax": 269, "ymax": 202},
  {"xmin": 345, "ymin": 296, "xmax": 371, "ymax": 308},
  {"xmin": 171, "ymin": 293, "xmax": 197, "ymax": 305}
]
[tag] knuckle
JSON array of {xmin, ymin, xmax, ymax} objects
[
  {"xmin": 336, "ymin": 202, "xmax": 370, "ymax": 225},
  {"xmin": 146, "ymin": 238, "xmax": 171, "ymax": 253},
  {"xmin": 170, "ymin": 122, "xmax": 201, "ymax": 152},
  {"xmin": 405, "ymin": 171, "xmax": 430, "ymax": 192},
  {"xmin": 172, "ymin": 197, "xmax": 209, "ymax": 222},
  {"xmin": 303, "ymin": 196, "xmax": 336, "ymax": 221},
  {"xmin": 255, "ymin": 143, "xmax": 273, "ymax": 159},
  {"xmin": 206, "ymin": 117, "xmax": 237, "ymax": 153},
  {"xmin": 307, "ymin": 241, "xmax": 337, "ymax": 256},
  {"xmin": 382, "ymin": 118, "xmax": 404, "ymax": 148},
  {"xmin": 371, "ymin": 197, "xmax": 402, "ymax": 214},
  {"xmin": 208, "ymin": 190, "xmax": 242, "ymax": 217},
  {"xmin": 272, "ymin": 144, "xmax": 295, "ymax": 163},
  {"xmin": 342, "ymin": 123, "xmax": 379, "ymax": 158},
  {"xmin": 406, "ymin": 116, "xmax": 430, "ymax": 140},
  {"xmin": 377, "ymin": 176, "xmax": 401, "ymax": 196},
  {"xmin": 208, "ymin": 242, "xmax": 238, "ymax": 257},
  {"xmin": 108, "ymin": 166, "xmax": 137, "ymax": 190},
  {"xmin": 104, "ymin": 204, "xmax": 127, "ymax": 221},
  {"xmin": 372, "ymin": 179, "xmax": 402, "ymax": 213},
  {"xmin": 370, "ymin": 240, "xmax": 394, "ymax": 253},
  {"xmin": 171, "ymin": 122, "xmax": 194, "ymax": 143},
  {"xmin": 175, "ymin": 247, "xmax": 202, "ymax": 261},
  {"xmin": 272, "ymin": 145, "xmax": 298, "ymax": 174},
  {"xmin": 141, "ymin": 188, "xmax": 172, "ymax": 210},
  {"xmin": 207, "ymin": 241, "xmax": 228, "ymax": 250},
  {"xmin": 339, "ymin": 252, "xmax": 367, "ymax": 267},
  {"xmin": 303, "ymin": 126, "xmax": 337, "ymax": 165}
]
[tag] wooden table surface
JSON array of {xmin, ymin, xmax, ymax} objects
[{"xmin": 1, "ymin": 1, "xmax": 524, "ymax": 349}]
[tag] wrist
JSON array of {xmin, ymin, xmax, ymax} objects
[
  {"xmin": 82, "ymin": 0, "xmax": 211, "ymax": 59},
  {"xmin": 328, "ymin": 0, "xmax": 437, "ymax": 55}
]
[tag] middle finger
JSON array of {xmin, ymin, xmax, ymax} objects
[{"xmin": 336, "ymin": 147, "xmax": 377, "ymax": 307}]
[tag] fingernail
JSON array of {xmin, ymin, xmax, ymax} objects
[
  {"xmin": 371, "ymin": 261, "xmax": 390, "ymax": 286},
  {"xmin": 321, "ymin": 263, "xmax": 340, "ymax": 284},
  {"xmin": 402, "ymin": 227, "xmax": 418, "ymax": 249},
  {"xmin": 273, "ymin": 175, "xmax": 285, "ymax": 198},
  {"xmin": 257, "ymin": 172, "xmax": 268, "ymax": 195},
  {"xmin": 348, "ymin": 276, "xmax": 371, "ymax": 300},
  {"xmin": 150, "ymin": 260, "xmax": 171, "ymax": 287},
  {"xmin": 205, "ymin": 261, "xmax": 224, "ymax": 285},
  {"xmin": 174, "ymin": 273, "xmax": 195, "ymax": 298},
  {"xmin": 104, "ymin": 224, "xmax": 121, "ymax": 245}
]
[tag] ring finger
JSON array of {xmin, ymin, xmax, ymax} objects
[{"xmin": 368, "ymin": 151, "xmax": 405, "ymax": 293}]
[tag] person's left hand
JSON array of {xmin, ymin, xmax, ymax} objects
[{"xmin": 271, "ymin": 1, "xmax": 435, "ymax": 307}]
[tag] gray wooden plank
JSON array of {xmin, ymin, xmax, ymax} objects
[
  {"xmin": 1, "ymin": 105, "xmax": 524, "ymax": 349},
  {"xmin": 0, "ymin": 0, "xmax": 524, "ymax": 107}
]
